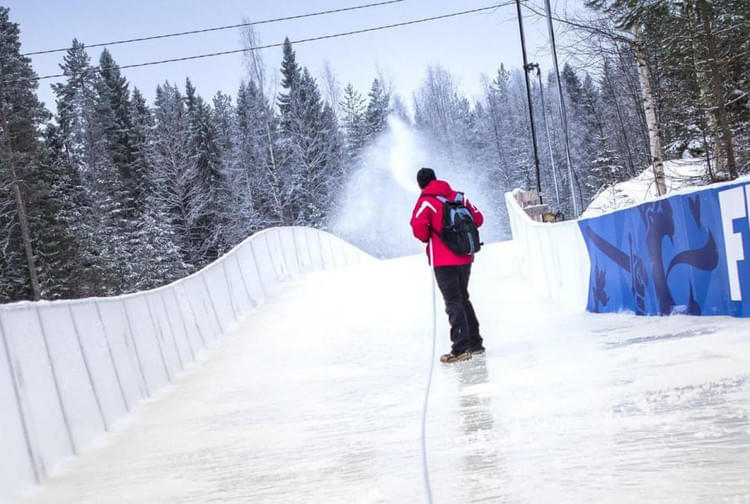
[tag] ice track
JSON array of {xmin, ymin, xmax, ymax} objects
[{"xmin": 20, "ymin": 242, "xmax": 750, "ymax": 503}]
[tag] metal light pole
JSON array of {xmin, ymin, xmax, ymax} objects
[
  {"xmin": 515, "ymin": 0, "xmax": 543, "ymax": 203},
  {"xmin": 543, "ymin": 0, "xmax": 578, "ymax": 216},
  {"xmin": 526, "ymin": 62, "xmax": 560, "ymax": 207}
]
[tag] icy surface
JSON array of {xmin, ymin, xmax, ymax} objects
[{"xmin": 19, "ymin": 242, "xmax": 750, "ymax": 503}]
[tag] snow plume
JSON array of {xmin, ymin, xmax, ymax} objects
[{"xmin": 331, "ymin": 117, "xmax": 506, "ymax": 259}]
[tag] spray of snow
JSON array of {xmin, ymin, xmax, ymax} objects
[{"xmin": 331, "ymin": 117, "xmax": 506, "ymax": 258}]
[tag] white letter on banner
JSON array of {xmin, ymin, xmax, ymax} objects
[{"xmin": 718, "ymin": 186, "xmax": 747, "ymax": 301}]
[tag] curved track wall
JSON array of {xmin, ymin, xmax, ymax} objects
[
  {"xmin": 504, "ymin": 192, "xmax": 590, "ymax": 310},
  {"xmin": 0, "ymin": 227, "xmax": 373, "ymax": 503}
]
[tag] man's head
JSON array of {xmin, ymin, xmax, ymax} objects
[{"xmin": 417, "ymin": 167, "xmax": 436, "ymax": 189}]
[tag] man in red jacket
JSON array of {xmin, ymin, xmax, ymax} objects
[{"xmin": 410, "ymin": 167, "xmax": 484, "ymax": 363}]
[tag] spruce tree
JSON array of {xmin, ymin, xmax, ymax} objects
[
  {"xmin": 277, "ymin": 40, "xmax": 341, "ymax": 227},
  {"xmin": 185, "ymin": 78, "xmax": 226, "ymax": 264},
  {"xmin": 130, "ymin": 87, "xmax": 187, "ymax": 289},
  {"xmin": 151, "ymin": 82, "xmax": 196, "ymax": 269},
  {"xmin": 97, "ymin": 49, "xmax": 139, "ymax": 213},
  {"xmin": 87, "ymin": 49, "xmax": 138, "ymax": 294},
  {"xmin": 236, "ymin": 80, "xmax": 283, "ymax": 227},
  {"xmin": 0, "ymin": 6, "xmax": 49, "ymax": 300},
  {"xmin": 364, "ymin": 78, "xmax": 390, "ymax": 142},
  {"xmin": 340, "ymin": 83, "xmax": 367, "ymax": 163},
  {"xmin": 278, "ymin": 38, "xmax": 302, "ymax": 138},
  {"xmin": 34, "ymin": 124, "xmax": 89, "ymax": 298},
  {"xmin": 213, "ymin": 90, "xmax": 257, "ymax": 246},
  {"xmin": 51, "ymin": 40, "xmax": 115, "ymax": 296}
]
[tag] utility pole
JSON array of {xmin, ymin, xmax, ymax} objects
[
  {"xmin": 527, "ymin": 62, "xmax": 560, "ymax": 208},
  {"xmin": 543, "ymin": 0, "xmax": 578, "ymax": 216},
  {"xmin": 515, "ymin": 0, "xmax": 543, "ymax": 203}
]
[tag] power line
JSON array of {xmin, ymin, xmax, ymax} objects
[
  {"xmin": 22, "ymin": 0, "xmax": 406, "ymax": 56},
  {"xmin": 27, "ymin": 3, "xmax": 513, "ymax": 83}
]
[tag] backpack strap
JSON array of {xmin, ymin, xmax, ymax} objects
[{"xmin": 421, "ymin": 193, "xmax": 455, "ymax": 204}]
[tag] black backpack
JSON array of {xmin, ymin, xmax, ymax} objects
[{"xmin": 430, "ymin": 192, "xmax": 482, "ymax": 255}]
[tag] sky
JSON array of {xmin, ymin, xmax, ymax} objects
[{"xmin": 7, "ymin": 0, "xmax": 586, "ymax": 113}]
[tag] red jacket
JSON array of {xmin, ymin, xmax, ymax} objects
[{"xmin": 410, "ymin": 179, "xmax": 484, "ymax": 267}]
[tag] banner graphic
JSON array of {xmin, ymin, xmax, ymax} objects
[{"xmin": 579, "ymin": 181, "xmax": 750, "ymax": 317}]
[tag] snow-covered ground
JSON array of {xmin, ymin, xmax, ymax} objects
[
  {"xmin": 582, "ymin": 159, "xmax": 741, "ymax": 218},
  {"xmin": 18, "ymin": 242, "xmax": 750, "ymax": 503}
]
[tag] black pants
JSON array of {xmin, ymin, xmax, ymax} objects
[{"xmin": 434, "ymin": 264, "xmax": 482, "ymax": 354}]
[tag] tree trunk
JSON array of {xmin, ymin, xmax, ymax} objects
[
  {"xmin": 632, "ymin": 23, "xmax": 667, "ymax": 196},
  {"xmin": 0, "ymin": 94, "xmax": 41, "ymax": 300},
  {"xmin": 687, "ymin": 1, "xmax": 723, "ymax": 178},
  {"xmin": 615, "ymin": 43, "xmax": 651, "ymax": 166},
  {"xmin": 242, "ymin": 24, "xmax": 287, "ymax": 225},
  {"xmin": 696, "ymin": 0, "xmax": 738, "ymax": 179}
]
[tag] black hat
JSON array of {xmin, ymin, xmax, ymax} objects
[{"xmin": 417, "ymin": 167, "xmax": 436, "ymax": 189}]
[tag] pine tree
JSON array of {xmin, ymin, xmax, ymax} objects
[
  {"xmin": 52, "ymin": 40, "xmax": 100, "ymax": 184},
  {"xmin": 35, "ymin": 123, "xmax": 91, "ymax": 298},
  {"xmin": 185, "ymin": 78, "xmax": 226, "ymax": 264},
  {"xmin": 296, "ymin": 68, "xmax": 331, "ymax": 226},
  {"xmin": 277, "ymin": 40, "xmax": 342, "ymax": 227},
  {"xmin": 97, "ymin": 49, "xmax": 139, "ymax": 213},
  {"xmin": 213, "ymin": 90, "xmax": 259, "ymax": 246},
  {"xmin": 87, "ymin": 49, "xmax": 140, "ymax": 294},
  {"xmin": 339, "ymin": 83, "xmax": 367, "ymax": 163},
  {"xmin": 129, "ymin": 87, "xmax": 187, "ymax": 289},
  {"xmin": 51, "ymin": 40, "xmax": 115, "ymax": 296},
  {"xmin": 364, "ymin": 78, "xmax": 390, "ymax": 142},
  {"xmin": 583, "ymin": 0, "xmax": 674, "ymax": 192},
  {"xmin": 319, "ymin": 100, "xmax": 345, "ymax": 226},
  {"xmin": 151, "ymin": 82, "xmax": 196, "ymax": 269},
  {"xmin": 484, "ymin": 65, "xmax": 514, "ymax": 190},
  {"xmin": 241, "ymin": 26, "xmax": 285, "ymax": 227},
  {"xmin": 278, "ymin": 38, "xmax": 302, "ymax": 137},
  {"xmin": 508, "ymin": 70, "xmax": 536, "ymax": 191},
  {"xmin": 560, "ymin": 64, "xmax": 598, "ymax": 203},
  {"xmin": 0, "ymin": 6, "xmax": 50, "ymax": 300},
  {"xmin": 236, "ymin": 80, "xmax": 280, "ymax": 228}
]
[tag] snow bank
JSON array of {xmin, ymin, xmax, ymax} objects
[
  {"xmin": 0, "ymin": 227, "xmax": 373, "ymax": 503},
  {"xmin": 582, "ymin": 159, "xmax": 708, "ymax": 218}
]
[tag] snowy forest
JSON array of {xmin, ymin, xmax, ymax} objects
[{"xmin": 1, "ymin": 1, "xmax": 748, "ymax": 303}]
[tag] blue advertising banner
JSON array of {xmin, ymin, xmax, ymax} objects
[{"xmin": 579, "ymin": 180, "xmax": 750, "ymax": 317}]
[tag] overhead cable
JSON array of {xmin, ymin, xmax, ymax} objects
[
  {"xmin": 22, "ymin": 0, "xmax": 406, "ymax": 56},
  {"xmin": 27, "ymin": 3, "xmax": 513, "ymax": 83}
]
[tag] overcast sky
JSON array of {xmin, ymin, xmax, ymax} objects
[{"xmin": 7, "ymin": 0, "xmax": 585, "ymax": 113}]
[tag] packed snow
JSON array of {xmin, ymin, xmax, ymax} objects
[{"xmin": 581, "ymin": 159, "xmax": 726, "ymax": 218}]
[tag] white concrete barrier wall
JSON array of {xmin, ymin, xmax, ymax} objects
[
  {"xmin": 0, "ymin": 227, "xmax": 373, "ymax": 503},
  {"xmin": 505, "ymin": 192, "xmax": 591, "ymax": 310}
]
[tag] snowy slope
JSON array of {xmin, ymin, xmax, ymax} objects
[{"xmin": 582, "ymin": 159, "xmax": 712, "ymax": 218}]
